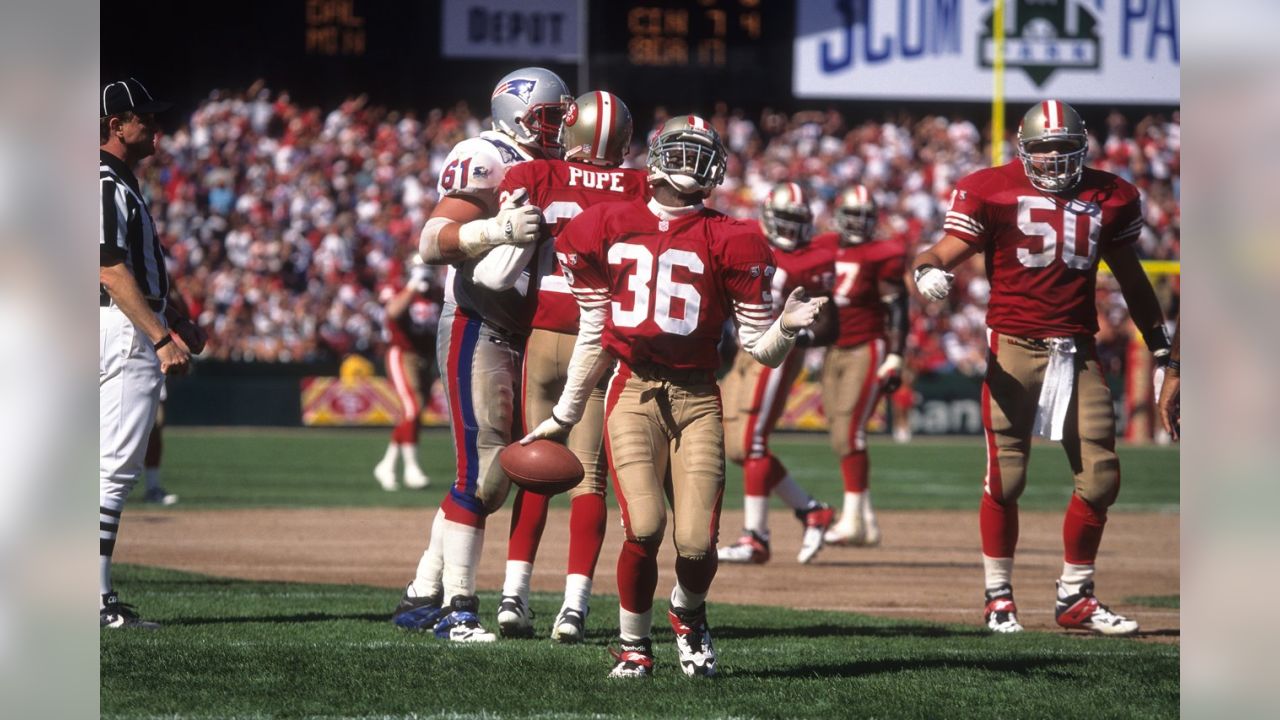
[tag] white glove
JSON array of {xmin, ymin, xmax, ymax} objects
[
  {"xmin": 876, "ymin": 352, "xmax": 904, "ymax": 393},
  {"xmin": 519, "ymin": 414, "xmax": 573, "ymax": 445},
  {"xmin": 408, "ymin": 265, "xmax": 431, "ymax": 294},
  {"xmin": 457, "ymin": 188, "xmax": 542, "ymax": 257},
  {"xmin": 779, "ymin": 287, "xmax": 828, "ymax": 334},
  {"xmin": 914, "ymin": 265, "xmax": 954, "ymax": 302}
]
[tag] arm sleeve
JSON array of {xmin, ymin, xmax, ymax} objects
[
  {"xmin": 941, "ymin": 181, "xmax": 988, "ymax": 246},
  {"xmin": 549, "ymin": 213, "xmax": 613, "ymax": 424},
  {"xmin": 723, "ymin": 238, "xmax": 795, "ymax": 368},
  {"xmin": 471, "ymin": 243, "xmax": 537, "ymax": 290}
]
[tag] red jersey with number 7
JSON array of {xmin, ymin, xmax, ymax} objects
[
  {"xmin": 811, "ymin": 232, "xmax": 908, "ymax": 348},
  {"xmin": 498, "ymin": 159, "xmax": 648, "ymax": 334},
  {"xmin": 556, "ymin": 198, "xmax": 776, "ymax": 370},
  {"xmin": 943, "ymin": 161, "xmax": 1143, "ymax": 338}
]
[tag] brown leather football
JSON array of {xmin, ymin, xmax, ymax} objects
[{"xmin": 498, "ymin": 439, "xmax": 585, "ymax": 496}]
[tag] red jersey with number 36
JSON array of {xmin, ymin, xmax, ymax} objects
[
  {"xmin": 812, "ymin": 232, "xmax": 908, "ymax": 348},
  {"xmin": 557, "ymin": 198, "xmax": 776, "ymax": 370},
  {"xmin": 943, "ymin": 161, "xmax": 1143, "ymax": 338},
  {"xmin": 498, "ymin": 160, "xmax": 648, "ymax": 334}
]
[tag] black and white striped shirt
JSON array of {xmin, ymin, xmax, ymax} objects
[{"xmin": 100, "ymin": 150, "xmax": 168, "ymax": 304}]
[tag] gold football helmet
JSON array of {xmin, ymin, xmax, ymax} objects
[
  {"xmin": 760, "ymin": 182, "xmax": 814, "ymax": 251},
  {"xmin": 1017, "ymin": 99, "xmax": 1088, "ymax": 192},
  {"xmin": 560, "ymin": 91, "xmax": 633, "ymax": 167},
  {"xmin": 646, "ymin": 115, "xmax": 726, "ymax": 195},
  {"xmin": 834, "ymin": 185, "xmax": 876, "ymax": 245}
]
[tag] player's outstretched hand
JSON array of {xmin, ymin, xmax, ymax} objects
[
  {"xmin": 520, "ymin": 415, "xmax": 573, "ymax": 445},
  {"xmin": 780, "ymin": 287, "xmax": 828, "ymax": 333},
  {"xmin": 914, "ymin": 265, "xmax": 955, "ymax": 301}
]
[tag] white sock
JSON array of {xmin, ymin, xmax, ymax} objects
[
  {"xmin": 563, "ymin": 574, "xmax": 592, "ymax": 613},
  {"xmin": 773, "ymin": 474, "xmax": 811, "ymax": 510},
  {"xmin": 144, "ymin": 467, "xmax": 161, "ymax": 492},
  {"xmin": 842, "ymin": 491, "xmax": 866, "ymax": 525},
  {"xmin": 983, "ymin": 555, "xmax": 1015, "ymax": 592},
  {"xmin": 442, "ymin": 518, "xmax": 484, "ymax": 601},
  {"xmin": 1059, "ymin": 562, "xmax": 1094, "ymax": 597},
  {"xmin": 619, "ymin": 607, "xmax": 652, "ymax": 642},
  {"xmin": 379, "ymin": 442, "xmax": 398, "ymax": 467},
  {"xmin": 502, "ymin": 560, "xmax": 533, "ymax": 601},
  {"xmin": 410, "ymin": 507, "xmax": 446, "ymax": 599},
  {"xmin": 399, "ymin": 443, "xmax": 422, "ymax": 472},
  {"xmin": 671, "ymin": 582, "xmax": 706, "ymax": 611},
  {"xmin": 743, "ymin": 495, "xmax": 769, "ymax": 535}
]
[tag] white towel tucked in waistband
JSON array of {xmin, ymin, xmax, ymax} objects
[{"xmin": 1033, "ymin": 338, "xmax": 1077, "ymax": 441}]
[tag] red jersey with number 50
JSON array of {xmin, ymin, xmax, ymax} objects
[
  {"xmin": 943, "ymin": 161, "xmax": 1143, "ymax": 338},
  {"xmin": 557, "ymin": 198, "xmax": 775, "ymax": 370},
  {"xmin": 812, "ymin": 232, "xmax": 908, "ymax": 348},
  {"xmin": 498, "ymin": 160, "xmax": 648, "ymax": 334},
  {"xmin": 770, "ymin": 240, "xmax": 836, "ymax": 309}
]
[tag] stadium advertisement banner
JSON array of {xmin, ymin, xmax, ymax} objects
[
  {"xmin": 794, "ymin": 0, "xmax": 1180, "ymax": 104},
  {"xmin": 441, "ymin": 0, "xmax": 581, "ymax": 61},
  {"xmin": 301, "ymin": 377, "xmax": 448, "ymax": 427}
]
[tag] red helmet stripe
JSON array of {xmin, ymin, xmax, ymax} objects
[
  {"xmin": 857, "ymin": 185, "xmax": 868, "ymax": 205},
  {"xmin": 592, "ymin": 91, "xmax": 607, "ymax": 161},
  {"xmin": 1045, "ymin": 100, "xmax": 1061, "ymax": 130},
  {"xmin": 789, "ymin": 182, "xmax": 801, "ymax": 204}
]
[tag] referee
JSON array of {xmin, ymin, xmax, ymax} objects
[{"xmin": 99, "ymin": 78, "xmax": 194, "ymax": 629}]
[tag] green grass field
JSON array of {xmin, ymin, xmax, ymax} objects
[
  {"xmin": 105, "ymin": 428, "xmax": 1179, "ymax": 719},
  {"xmin": 102, "ymin": 565, "xmax": 1179, "ymax": 720},
  {"xmin": 146, "ymin": 427, "xmax": 1179, "ymax": 513}
]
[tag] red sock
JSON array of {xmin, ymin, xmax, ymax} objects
[
  {"xmin": 840, "ymin": 452, "xmax": 869, "ymax": 492},
  {"xmin": 506, "ymin": 488, "xmax": 549, "ymax": 563},
  {"xmin": 980, "ymin": 493, "xmax": 1018, "ymax": 558},
  {"xmin": 566, "ymin": 493, "xmax": 607, "ymax": 578},
  {"xmin": 1062, "ymin": 494, "xmax": 1107, "ymax": 565},
  {"xmin": 391, "ymin": 418, "xmax": 417, "ymax": 444},
  {"xmin": 674, "ymin": 554, "xmax": 718, "ymax": 596},
  {"xmin": 743, "ymin": 455, "xmax": 787, "ymax": 496},
  {"xmin": 617, "ymin": 539, "xmax": 660, "ymax": 614}
]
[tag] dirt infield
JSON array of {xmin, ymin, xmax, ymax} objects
[{"xmin": 117, "ymin": 507, "xmax": 1178, "ymax": 639}]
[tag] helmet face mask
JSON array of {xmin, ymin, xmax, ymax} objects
[
  {"xmin": 490, "ymin": 67, "xmax": 573, "ymax": 158},
  {"xmin": 647, "ymin": 116, "xmax": 726, "ymax": 196},
  {"xmin": 1017, "ymin": 100, "xmax": 1088, "ymax": 193},
  {"xmin": 560, "ymin": 91, "xmax": 633, "ymax": 167},
  {"xmin": 761, "ymin": 182, "xmax": 813, "ymax": 251},
  {"xmin": 834, "ymin": 185, "xmax": 876, "ymax": 245}
]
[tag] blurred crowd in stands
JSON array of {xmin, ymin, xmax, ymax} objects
[{"xmin": 139, "ymin": 83, "xmax": 1180, "ymax": 382}]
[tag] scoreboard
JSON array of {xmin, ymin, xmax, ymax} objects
[{"xmin": 588, "ymin": 0, "xmax": 791, "ymax": 109}]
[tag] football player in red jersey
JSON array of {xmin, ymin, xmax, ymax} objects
[
  {"xmin": 812, "ymin": 185, "xmax": 910, "ymax": 548},
  {"xmin": 523, "ymin": 116, "xmax": 827, "ymax": 678},
  {"xmin": 467, "ymin": 91, "xmax": 648, "ymax": 642},
  {"xmin": 394, "ymin": 67, "xmax": 572, "ymax": 643},
  {"xmin": 373, "ymin": 254, "xmax": 441, "ymax": 492},
  {"xmin": 913, "ymin": 100, "xmax": 1171, "ymax": 636},
  {"xmin": 719, "ymin": 182, "xmax": 838, "ymax": 565}
]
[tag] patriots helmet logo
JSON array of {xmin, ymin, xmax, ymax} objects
[{"xmin": 492, "ymin": 78, "xmax": 538, "ymax": 106}]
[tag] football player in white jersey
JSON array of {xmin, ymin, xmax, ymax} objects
[{"xmin": 393, "ymin": 67, "xmax": 572, "ymax": 642}]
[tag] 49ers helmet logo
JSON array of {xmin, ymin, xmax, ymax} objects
[{"xmin": 564, "ymin": 101, "xmax": 579, "ymax": 127}]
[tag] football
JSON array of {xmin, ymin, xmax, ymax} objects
[{"xmin": 498, "ymin": 439, "xmax": 585, "ymax": 496}]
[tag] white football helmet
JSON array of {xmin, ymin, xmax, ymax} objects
[
  {"xmin": 646, "ymin": 115, "xmax": 726, "ymax": 196},
  {"xmin": 490, "ymin": 67, "xmax": 573, "ymax": 158},
  {"xmin": 834, "ymin": 185, "xmax": 876, "ymax": 245},
  {"xmin": 560, "ymin": 91, "xmax": 633, "ymax": 167},
  {"xmin": 1017, "ymin": 99, "xmax": 1088, "ymax": 192},
  {"xmin": 760, "ymin": 182, "xmax": 814, "ymax": 251}
]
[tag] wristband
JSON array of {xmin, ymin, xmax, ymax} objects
[
  {"xmin": 153, "ymin": 334, "xmax": 173, "ymax": 350},
  {"xmin": 1166, "ymin": 359, "xmax": 1180, "ymax": 376},
  {"xmin": 550, "ymin": 411, "xmax": 574, "ymax": 430}
]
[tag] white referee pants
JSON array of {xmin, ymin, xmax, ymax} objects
[{"xmin": 100, "ymin": 306, "xmax": 165, "ymax": 509}]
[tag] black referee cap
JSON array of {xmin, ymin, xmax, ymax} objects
[{"xmin": 100, "ymin": 78, "xmax": 172, "ymax": 117}]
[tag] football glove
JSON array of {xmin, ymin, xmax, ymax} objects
[
  {"xmin": 457, "ymin": 188, "xmax": 542, "ymax": 257},
  {"xmin": 876, "ymin": 352, "xmax": 904, "ymax": 394},
  {"xmin": 519, "ymin": 413, "xmax": 574, "ymax": 445},
  {"xmin": 914, "ymin": 265, "xmax": 954, "ymax": 302},
  {"xmin": 780, "ymin": 287, "xmax": 828, "ymax": 334}
]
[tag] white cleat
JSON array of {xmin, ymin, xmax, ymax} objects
[
  {"xmin": 403, "ymin": 467, "xmax": 430, "ymax": 490},
  {"xmin": 1055, "ymin": 581, "xmax": 1139, "ymax": 636},
  {"xmin": 984, "ymin": 585, "xmax": 1025, "ymax": 633},
  {"xmin": 374, "ymin": 459, "xmax": 397, "ymax": 491}
]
